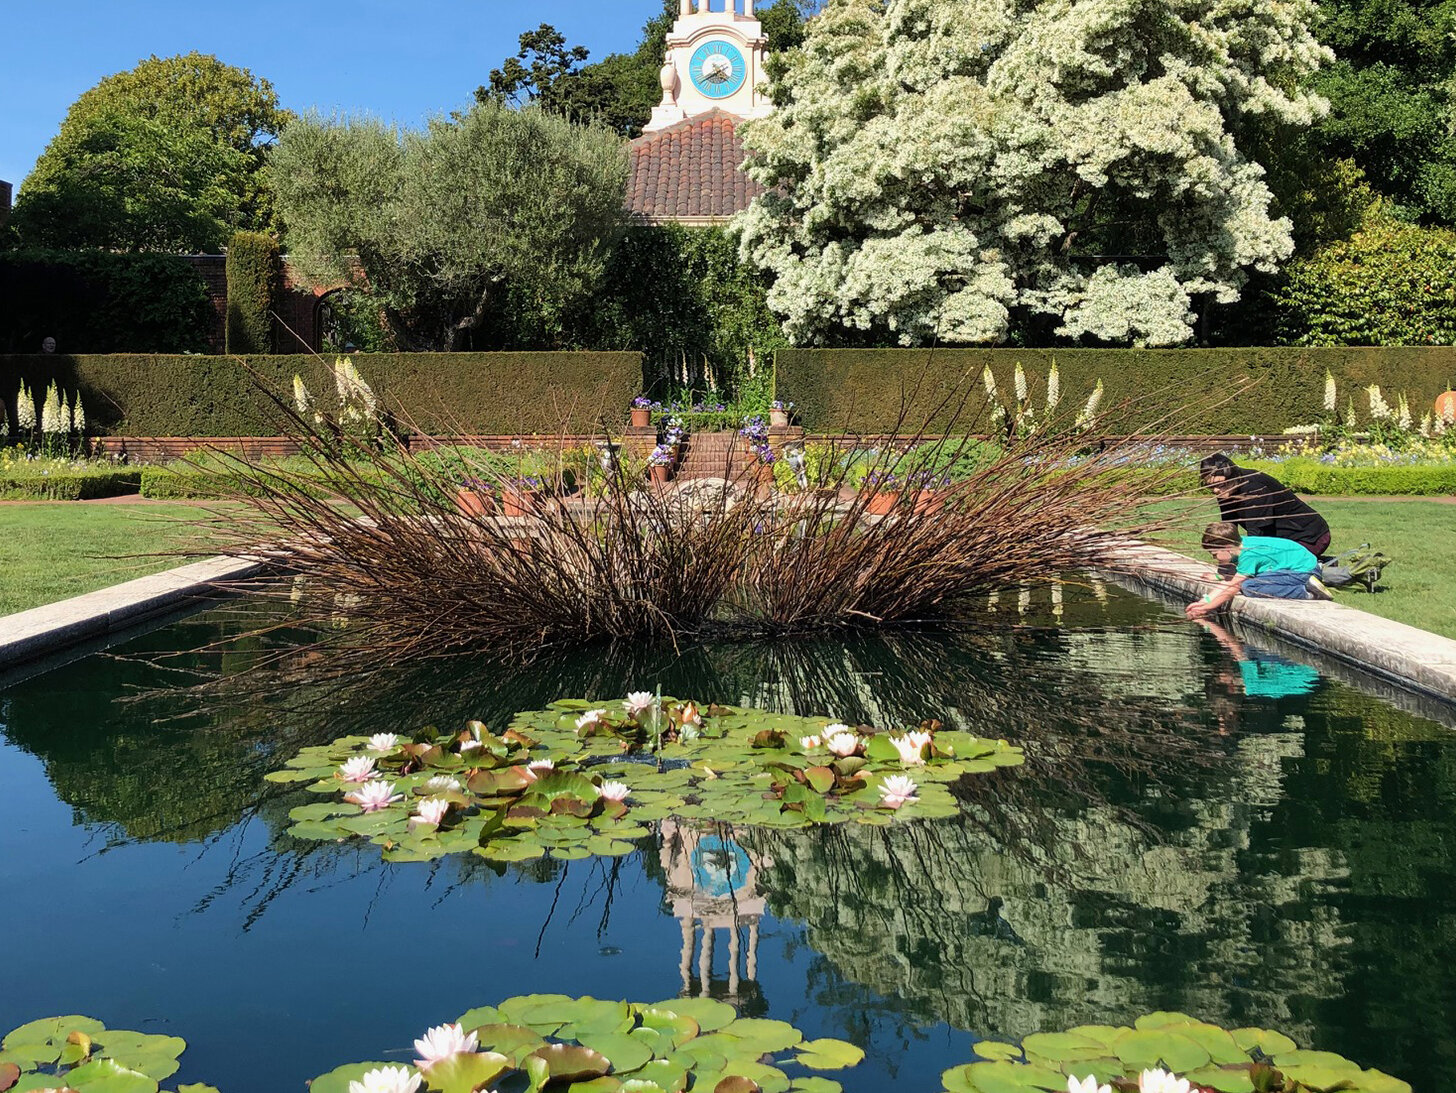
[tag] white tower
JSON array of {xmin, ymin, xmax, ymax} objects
[{"xmin": 646, "ymin": 0, "xmax": 771, "ymax": 132}]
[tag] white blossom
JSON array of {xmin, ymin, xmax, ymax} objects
[
  {"xmin": 1323, "ymin": 370, "xmax": 1337, "ymax": 413},
  {"xmin": 1013, "ymin": 362, "xmax": 1028, "ymax": 404},
  {"xmin": 735, "ymin": 0, "xmax": 1327, "ymax": 347},
  {"xmin": 1045, "ymin": 364, "xmax": 1061, "ymax": 413},
  {"xmin": 41, "ymin": 382, "xmax": 64, "ymax": 436},
  {"xmin": 16, "ymin": 382, "xmax": 36, "ymax": 430},
  {"xmin": 1366, "ymin": 384, "xmax": 1390, "ymax": 421}
]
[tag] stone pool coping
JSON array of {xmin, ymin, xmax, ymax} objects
[
  {"xmin": 0, "ymin": 555, "xmax": 264, "ymax": 670},
  {"xmin": 1107, "ymin": 542, "xmax": 1456, "ymax": 705}
]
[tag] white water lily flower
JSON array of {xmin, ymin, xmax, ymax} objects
[
  {"xmin": 599, "ymin": 780, "xmax": 630, "ymax": 802},
  {"xmin": 823, "ymin": 722, "xmax": 850, "ymax": 735},
  {"xmin": 425, "ymin": 775, "xmax": 462, "ymax": 793},
  {"xmin": 892, "ymin": 735, "xmax": 928, "ymax": 765},
  {"xmin": 348, "ymin": 1066, "xmax": 421, "ymax": 1093},
  {"xmin": 459, "ymin": 738, "xmax": 482, "ymax": 753},
  {"xmin": 367, "ymin": 733, "xmax": 399, "ymax": 752},
  {"xmin": 414, "ymin": 1023, "xmax": 478, "ymax": 1070},
  {"xmin": 575, "ymin": 708, "xmax": 609, "ymax": 731},
  {"xmin": 1138, "ymin": 1069, "xmax": 1191, "ymax": 1093},
  {"xmin": 878, "ymin": 774, "xmax": 920, "ymax": 809},
  {"xmin": 799, "ymin": 734, "xmax": 823, "ymax": 751},
  {"xmin": 623, "ymin": 691, "xmax": 657, "ymax": 719},
  {"xmin": 345, "ymin": 780, "xmax": 403, "ymax": 812},
  {"xmin": 412, "ymin": 798, "xmax": 450, "ymax": 826},
  {"xmin": 825, "ymin": 732, "xmax": 859, "ymax": 758},
  {"xmin": 339, "ymin": 756, "xmax": 377, "ymax": 783},
  {"xmin": 1068, "ymin": 1076, "xmax": 1111, "ymax": 1093}
]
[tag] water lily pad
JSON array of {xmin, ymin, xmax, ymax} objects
[
  {"xmin": 306, "ymin": 1062, "xmax": 401, "ymax": 1093},
  {"xmin": 577, "ymin": 1033, "xmax": 654, "ymax": 1075},
  {"xmin": 971, "ymin": 1042, "xmax": 1023, "ymax": 1062},
  {"xmin": 527, "ymin": 1044, "xmax": 612, "ymax": 1082},
  {"xmin": 1020, "ymin": 1032, "xmax": 1109, "ymax": 1063},
  {"xmin": 721, "ymin": 1020, "xmax": 802, "ymax": 1056},
  {"xmin": 637, "ymin": 1010, "xmax": 699, "ymax": 1050},
  {"xmin": 425, "ymin": 1050, "xmax": 513, "ymax": 1093},
  {"xmin": 794, "ymin": 1040, "xmax": 865, "ymax": 1070},
  {"xmin": 1183, "ymin": 1066, "xmax": 1255, "ymax": 1093},
  {"xmin": 60, "ymin": 1057, "xmax": 158, "ymax": 1093},
  {"xmin": 0, "ymin": 1063, "xmax": 18, "ymax": 1092},
  {"xmin": 942, "ymin": 1061, "xmax": 1065, "ymax": 1093},
  {"xmin": 1113, "ymin": 1030, "xmax": 1209, "ymax": 1074},
  {"xmin": 1229, "ymin": 1028, "xmax": 1296, "ymax": 1057},
  {"xmin": 713, "ymin": 1078, "xmax": 762, "ymax": 1093}
]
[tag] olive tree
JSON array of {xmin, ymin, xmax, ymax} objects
[
  {"xmin": 737, "ymin": 0, "xmax": 1330, "ymax": 346},
  {"xmin": 272, "ymin": 102, "xmax": 629, "ymax": 350}
]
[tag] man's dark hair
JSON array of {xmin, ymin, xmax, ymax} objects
[
  {"xmin": 1202, "ymin": 521, "xmax": 1241, "ymax": 551},
  {"xmin": 1199, "ymin": 452, "xmax": 1238, "ymax": 485}
]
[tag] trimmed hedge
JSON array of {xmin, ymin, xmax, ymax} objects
[
  {"xmin": 1243, "ymin": 459, "xmax": 1456, "ymax": 496},
  {"xmin": 774, "ymin": 348, "xmax": 1456, "ymax": 434},
  {"xmin": 0, "ymin": 352, "xmax": 642, "ymax": 437},
  {"xmin": 225, "ymin": 232, "xmax": 281, "ymax": 354},
  {"xmin": 0, "ymin": 467, "xmax": 141, "ymax": 500}
]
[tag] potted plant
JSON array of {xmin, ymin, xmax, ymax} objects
[
  {"xmin": 769, "ymin": 400, "xmax": 793, "ymax": 428},
  {"xmin": 860, "ymin": 470, "xmax": 901, "ymax": 515},
  {"xmin": 631, "ymin": 396, "xmax": 656, "ymax": 428},
  {"xmin": 662, "ymin": 416, "xmax": 687, "ymax": 466},
  {"xmin": 907, "ymin": 470, "xmax": 950, "ymax": 515},
  {"xmin": 751, "ymin": 442, "xmax": 777, "ymax": 492},
  {"xmin": 454, "ymin": 476, "xmax": 495, "ymax": 517},
  {"xmin": 501, "ymin": 475, "xmax": 545, "ymax": 517},
  {"xmin": 739, "ymin": 415, "xmax": 769, "ymax": 453},
  {"xmin": 647, "ymin": 444, "xmax": 673, "ymax": 484}
]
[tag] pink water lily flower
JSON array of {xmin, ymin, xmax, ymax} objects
[
  {"xmin": 823, "ymin": 722, "xmax": 851, "ymax": 736},
  {"xmin": 1139, "ymin": 1070, "xmax": 1191, "ymax": 1093},
  {"xmin": 345, "ymin": 780, "xmax": 404, "ymax": 812},
  {"xmin": 892, "ymin": 735, "xmax": 927, "ymax": 765},
  {"xmin": 412, "ymin": 798, "xmax": 450, "ymax": 826},
  {"xmin": 799, "ymin": 735, "xmax": 823, "ymax": 751},
  {"xmin": 623, "ymin": 691, "xmax": 657, "ymax": 719},
  {"xmin": 575, "ymin": 709, "xmax": 608, "ymax": 731},
  {"xmin": 414, "ymin": 1023, "xmax": 479, "ymax": 1070},
  {"xmin": 878, "ymin": 774, "xmax": 920, "ymax": 809},
  {"xmin": 1068, "ymin": 1076, "xmax": 1111, "ymax": 1093},
  {"xmin": 366, "ymin": 733, "xmax": 399, "ymax": 752},
  {"xmin": 680, "ymin": 700, "xmax": 702, "ymax": 726},
  {"xmin": 339, "ymin": 756, "xmax": 377, "ymax": 783},
  {"xmin": 348, "ymin": 1066, "xmax": 422, "ymax": 1093},
  {"xmin": 599, "ymin": 780, "xmax": 630, "ymax": 802},
  {"xmin": 425, "ymin": 775, "xmax": 462, "ymax": 793},
  {"xmin": 825, "ymin": 732, "xmax": 860, "ymax": 758}
]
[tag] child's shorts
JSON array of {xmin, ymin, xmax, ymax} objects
[{"xmin": 1241, "ymin": 570, "xmax": 1314, "ymax": 600}]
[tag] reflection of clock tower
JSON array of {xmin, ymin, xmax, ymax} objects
[
  {"xmin": 626, "ymin": 0, "xmax": 773, "ymax": 225},
  {"xmin": 647, "ymin": 0, "xmax": 771, "ymax": 132}
]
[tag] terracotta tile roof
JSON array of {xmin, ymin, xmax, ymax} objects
[{"xmin": 627, "ymin": 110, "xmax": 766, "ymax": 225}]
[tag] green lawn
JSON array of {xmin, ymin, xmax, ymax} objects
[
  {"xmin": 0, "ymin": 502, "xmax": 215, "ymax": 616},
  {"xmin": 1151, "ymin": 499, "xmax": 1456, "ymax": 640}
]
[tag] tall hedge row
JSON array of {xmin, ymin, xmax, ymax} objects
[
  {"xmin": 0, "ymin": 352, "xmax": 641, "ymax": 436},
  {"xmin": 0, "ymin": 250, "xmax": 212, "ymax": 354},
  {"xmin": 224, "ymin": 231, "xmax": 281, "ymax": 355},
  {"xmin": 774, "ymin": 348, "xmax": 1456, "ymax": 433}
]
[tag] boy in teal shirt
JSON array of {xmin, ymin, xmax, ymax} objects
[{"xmin": 1186, "ymin": 521, "xmax": 1331, "ymax": 620}]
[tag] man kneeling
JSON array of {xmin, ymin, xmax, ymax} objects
[{"xmin": 1185, "ymin": 522, "xmax": 1331, "ymax": 620}]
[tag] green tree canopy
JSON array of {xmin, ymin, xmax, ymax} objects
[
  {"xmin": 9, "ymin": 52, "xmax": 291, "ymax": 251},
  {"xmin": 271, "ymin": 102, "xmax": 630, "ymax": 351},
  {"xmin": 737, "ymin": 0, "xmax": 1328, "ymax": 347}
]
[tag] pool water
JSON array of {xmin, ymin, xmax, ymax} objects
[{"xmin": 2, "ymin": 586, "xmax": 1453, "ymax": 1092}]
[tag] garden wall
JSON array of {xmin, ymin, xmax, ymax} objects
[
  {"xmin": 0, "ymin": 352, "xmax": 642, "ymax": 436},
  {"xmin": 775, "ymin": 348, "xmax": 1456, "ymax": 433}
]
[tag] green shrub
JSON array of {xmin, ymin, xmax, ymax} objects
[
  {"xmin": 225, "ymin": 231, "xmax": 281, "ymax": 354},
  {"xmin": 0, "ymin": 250, "xmax": 212, "ymax": 354},
  {"xmin": 1243, "ymin": 458, "xmax": 1456, "ymax": 495},
  {"xmin": 775, "ymin": 347, "xmax": 1456, "ymax": 434},
  {"xmin": 0, "ymin": 466, "xmax": 141, "ymax": 500},
  {"xmin": 1276, "ymin": 215, "xmax": 1456, "ymax": 346},
  {"xmin": 0, "ymin": 352, "xmax": 641, "ymax": 437}
]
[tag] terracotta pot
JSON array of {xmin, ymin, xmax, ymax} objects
[
  {"xmin": 649, "ymin": 463, "xmax": 671, "ymax": 484},
  {"xmin": 501, "ymin": 488, "xmax": 540, "ymax": 518},
  {"xmin": 1436, "ymin": 390, "xmax": 1456, "ymax": 421},
  {"xmin": 863, "ymin": 489, "xmax": 900, "ymax": 515},
  {"xmin": 454, "ymin": 488, "xmax": 494, "ymax": 517},
  {"xmin": 630, "ymin": 407, "xmax": 652, "ymax": 428},
  {"xmin": 913, "ymin": 489, "xmax": 944, "ymax": 515},
  {"xmin": 769, "ymin": 408, "xmax": 789, "ymax": 427}
]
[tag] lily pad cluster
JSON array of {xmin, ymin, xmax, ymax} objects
[
  {"xmin": 0, "ymin": 1015, "xmax": 211, "ymax": 1093},
  {"xmin": 265, "ymin": 697, "xmax": 1024, "ymax": 863},
  {"xmin": 943, "ymin": 1012, "xmax": 1411, "ymax": 1093},
  {"xmin": 310, "ymin": 993, "xmax": 865, "ymax": 1093}
]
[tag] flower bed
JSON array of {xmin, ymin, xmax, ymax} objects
[{"xmin": 0, "ymin": 451, "xmax": 141, "ymax": 500}]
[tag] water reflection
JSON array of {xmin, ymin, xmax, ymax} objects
[{"xmin": 2, "ymin": 588, "xmax": 1454, "ymax": 1091}]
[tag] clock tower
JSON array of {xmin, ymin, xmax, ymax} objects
[{"xmin": 646, "ymin": 0, "xmax": 771, "ymax": 132}]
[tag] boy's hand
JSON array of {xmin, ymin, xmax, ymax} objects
[{"xmin": 1185, "ymin": 600, "xmax": 1211, "ymax": 620}]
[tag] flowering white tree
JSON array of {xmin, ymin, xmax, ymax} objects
[{"xmin": 736, "ymin": 0, "xmax": 1329, "ymax": 346}]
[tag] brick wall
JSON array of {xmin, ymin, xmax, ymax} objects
[{"xmin": 182, "ymin": 253, "xmax": 326, "ymax": 354}]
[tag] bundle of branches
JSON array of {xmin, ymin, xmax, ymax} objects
[{"xmin": 191, "ymin": 377, "xmax": 1194, "ymax": 665}]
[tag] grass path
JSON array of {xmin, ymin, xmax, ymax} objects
[{"xmin": 1152, "ymin": 498, "xmax": 1456, "ymax": 640}]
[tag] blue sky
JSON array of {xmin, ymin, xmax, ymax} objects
[{"xmin": 1, "ymin": 0, "xmax": 674, "ymax": 190}]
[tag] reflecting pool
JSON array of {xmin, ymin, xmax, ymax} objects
[{"xmin": 2, "ymin": 585, "xmax": 1453, "ymax": 1092}]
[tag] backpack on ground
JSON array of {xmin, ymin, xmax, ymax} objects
[{"xmin": 1319, "ymin": 544, "xmax": 1392, "ymax": 592}]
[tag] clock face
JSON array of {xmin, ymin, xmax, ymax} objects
[{"xmin": 689, "ymin": 40, "xmax": 747, "ymax": 99}]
